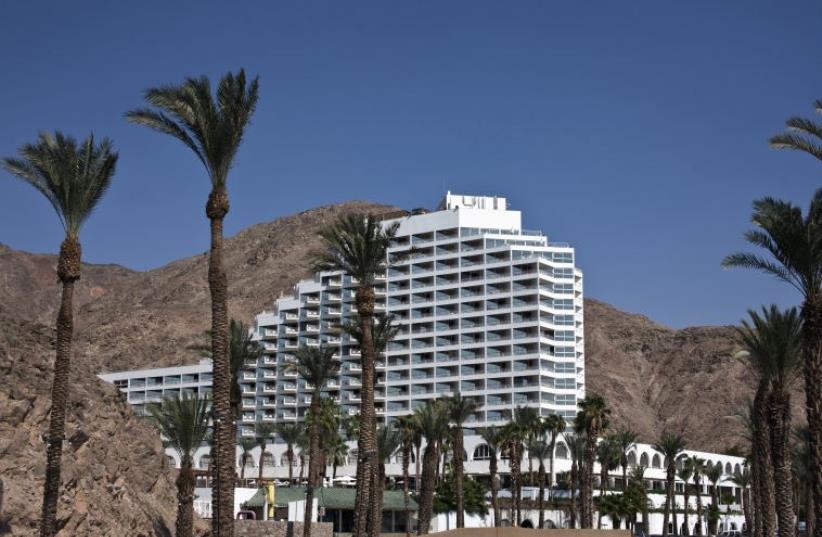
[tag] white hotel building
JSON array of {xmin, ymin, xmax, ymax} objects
[{"xmin": 99, "ymin": 193, "xmax": 747, "ymax": 532}]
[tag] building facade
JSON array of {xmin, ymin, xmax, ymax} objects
[{"xmin": 243, "ymin": 192, "xmax": 584, "ymax": 437}]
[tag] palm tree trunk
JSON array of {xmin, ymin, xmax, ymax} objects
[
  {"xmin": 683, "ymin": 489, "xmax": 690, "ymax": 537},
  {"xmin": 511, "ymin": 445, "xmax": 522, "ymax": 526},
  {"xmin": 754, "ymin": 382, "xmax": 777, "ymax": 537},
  {"xmin": 402, "ymin": 445, "xmax": 411, "ymax": 537},
  {"xmin": 206, "ymin": 189, "xmax": 233, "ymax": 537},
  {"xmin": 672, "ymin": 482, "xmax": 679, "ymax": 536},
  {"xmin": 570, "ymin": 461, "xmax": 578, "ymax": 529},
  {"xmin": 287, "ymin": 449, "xmax": 294, "ymax": 484},
  {"xmin": 583, "ymin": 438, "xmax": 596, "ymax": 528},
  {"xmin": 622, "ymin": 464, "xmax": 628, "ymax": 492},
  {"xmin": 598, "ymin": 464, "xmax": 608, "ymax": 529},
  {"xmin": 538, "ymin": 460, "xmax": 546, "ymax": 528},
  {"xmin": 662, "ymin": 466, "xmax": 672, "ymax": 536},
  {"xmin": 549, "ymin": 441, "xmax": 556, "ymax": 495},
  {"xmin": 454, "ymin": 430, "xmax": 465, "ymax": 528},
  {"xmin": 800, "ymin": 296, "xmax": 822, "ymax": 537},
  {"xmin": 176, "ymin": 460, "xmax": 196, "ymax": 537},
  {"xmin": 695, "ymin": 476, "xmax": 704, "ymax": 537},
  {"xmin": 415, "ymin": 445, "xmax": 421, "ymax": 495},
  {"xmin": 489, "ymin": 454, "xmax": 500, "ymax": 527},
  {"xmin": 258, "ymin": 445, "xmax": 265, "ymax": 483},
  {"xmin": 769, "ymin": 385, "xmax": 795, "ymax": 537},
  {"xmin": 370, "ymin": 463, "xmax": 386, "ymax": 537},
  {"xmin": 40, "ymin": 239, "xmax": 79, "ymax": 537},
  {"xmin": 353, "ymin": 287, "xmax": 378, "ymax": 537},
  {"xmin": 807, "ymin": 480, "xmax": 815, "ymax": 537},
  {"xmin": 304, "ymin": 395, "xmax": 322, "ymax": 537},
  {"xmin": 742, "ymin": 487, "xmax": 752, "ymax": 537},
  {"xmin": 417, "ymin": 444, "xmax": 438, "ymax": 535}
]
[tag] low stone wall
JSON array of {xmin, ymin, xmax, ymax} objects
[{"xmin": 235, "ymin": 520, "xmax": 333, "ymax": 537}]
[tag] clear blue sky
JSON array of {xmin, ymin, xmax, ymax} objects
[{"xmin": 1, "ymin": 1, "xmax": 819, "ymax": 328}]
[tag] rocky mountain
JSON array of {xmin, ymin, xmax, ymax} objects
[{"xmin": 0, "ymin": 200, "xmax": 774, "ymax": 532}]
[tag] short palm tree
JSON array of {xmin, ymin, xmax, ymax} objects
[
  {"xmin": 565, "ymin": 433, "xmax": 585, "ymax": 529},
  {"xmin": 769, "ymin": 98, "xmax": 822, "ymax": 162},
  {"xmin": 313, "ymin": 214, "xmax": 399, "ymax": 537},
  {"xmin": 148, "ymin": 395, "xmax": 210, "ymax": 537},
  {"xmin": 543, "ymin": 414, "xmax": 566, "ymax": 494},
  {"xmin": 704, "ymin": 463, "xmax": 723, "ymax": 536},
  {"xmin": 238, "ymin": 438, "xmax": 256, "ymax": 481},
  {"xmin": 256, "ymin": 422, "xmax": 276, "ymax": 483},
  {"xmin": 654, "ymin": 432, "xmax": 686, "ymax": 536},
  {"xmin": 445, "ymin": 393, "xmax": 479, "ymax": 528},
  {"xmin": 576, "ymin": 395, "xmax": 611, "ymax": 528},
  {"xmin": 325, "ymin": 433, "xmax": 349, "ymax": 480},
  {"xmin": 413, "ymin": 399, "xmax": 449, "ymax": 535},
  {"xmin": 736, "ymin": 305, "xmax": 802, "ymax": 537},
  {"xmin": 394, "ymin": 415, "xmax": 417, "ymax": 537},
  {"xmin": 3, "ymin": 132, "xmax": 117, "ymax": 537},
  {"xmin": 688, "ymin": 456, "xmax": 706, "ymax": 537},
  {"xmin": 276, "ymin": 423, "xmax": 304, "ymax": 484},
  {"xmin": 288, "ymin": 345, "xmax": 340, "ymax": 537},
  {"xmin": 127, "ymin": 69, "xmax": 259, "ymax": 537},
  {"xmin": 596, "ymin": 438, "xmax": 621, "ymax": 529},
  {"xmin": 612, "ymin": 428, "xmax": 637, "ymax": 491},
  {"xmin": 729, "ymin": 466, "xmax": 752, "ymax": 537},
  {"xmin": 373, "ymin": 426, "xmax": 401, "ymax": 536},
  {"xmin": 723, "ymin": 189, "xmax": 822, "ymax": 536},
  {"xmin": 528, "ymin": 437, "xmax": 552, "ymax": 528},
  {"xmin": 677, "ymin": 464, "xmax": 694, "ymax": 537},
  {"xmin": 479, "ymin": 426, "xmax": 504, "ymax": 527}
]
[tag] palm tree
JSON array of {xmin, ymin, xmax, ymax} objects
[
  {"xmin": 127, "ymin": 70, "xmax": 258, "ymax": 537},
  {"xmin": 730, "ymin": 466, "xmax": 753, "ymax": 537},
  {"xmin": 704, "ymin": 463, "xmax": 723, "ymax": 536},
  {"xmin": 566, "ymin": 433, "xmax": 585, "ymax": 529},
  {"xmin": 394, "ymin": 415, "xmax": 417, "ymax": 537},
  {"xmin": 277, "ymin": 423, "xmax": 303, "ymax": 485},
  {"xmin": 596, "ymin": 438, "xmax": 621, "ymax": 528},
  {"xmin": 688, "ymin": 456, "xmax": 706, "ymax": 537},
  {"xmin": 678, "ymin": 464, "xmax": 694, "ymax": 537},
  {"xmin": 628, "ymin": 465, "xmax": 650, "ymax": 535},
  {"xmin": 723, "ymin": 189, "xmax": 822, "ymax": 537},
  {"xmin": 444, "ymin": 393, "xmax": 479, "ymax": 528},
  {"xmin": 288, "ymin": 345, "xmax": 340, "ymax": 537},
  {"xmin": 256, "ymin": 422, "xmax": 276, "ymax": 483},
  {"xmin": 238, "ymin": 438, "xmax": 256, "ymax": 482},
  {"xmin": 148, "ymin": 395, "xmax": 210, "ymax": 537},
  {"xmin": 3, "ymin": 132, "xmax": 118, "ymax": 537},
  {"xmin": 373, "ymin": 426, "xmax": 401, "ymax": 536},
  {"xmin": 769, "ymin": 99, "xmax": 822, "ymax": 162},
  {"xmin": 612, "ymin": 428, "xmax": 638, "ymax": 492},
  {"xmin": 414, "ymin": 399, "xmax": 449, "ymax": 535},
  {"xmin": 479, "ymin": 427, "xmax": 504, "ymax": 527},
  {"xmin": 737, "ymin": 306, "xmax": 802, "ymax": 537},
  {"xmin": 576, "ymin": 395, "xmax": 611, "ymax": 528},
  {"xmin": 654, "ymin": 432, "xmax": 686, "ymax": 536},
  {"xmin": 326, "ymin": 433, "xmax": 349, "ymax": 480},
  {"xmin": 543, "ymin": 414, "xmax": 566, "ymax": 495},
  {"xmin": 314, "ymin": 214, "xmax": 399, "ymax": 537},
  {"xmin": 794, "ymin": 427, "xmax": 814, "ymax": 537},
  {"xmin": 529, "ymin": 437, "xmax": 552, "ymax": 528}
]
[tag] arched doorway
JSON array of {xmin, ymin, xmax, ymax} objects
[{"xmin": 521, "ymin": 520, "xmax": 534, "ymax": 529}]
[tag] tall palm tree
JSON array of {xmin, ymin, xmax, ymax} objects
[
  {"xmin": 373, "ymin": 426, "xmax": 401, "ymax": 536},
  {"xmin": 576, "ymin": 395, "xmax": 611, "ymax": 528},
  {"xmin": 314, "ymin": 214, "xmax": 399, "ymax": 537},
  {"xmin": 127, "ymin": 70, "xmax": 259, "ymax": 537},
  {"xmin": 612, "ymin": 428, "xmax": 638, "ymax": 492},
  {"xmin": 276, "ymin": 423, "xmax": 303, "ymax": 485},
  {"xmin": 654, "ymin": 432, "xmax": 686, "ymax": 536},
  {"xmin": 678, "ymin": 464, "xmax": 694, "ymax": 537},
  {"xmin": 704, "ymin": 463, "xmax": 723, "ymax": 536},
  {"xmin": 688, "ymin": 456, "xmax": 706, "ymax": 537},
  {"xmin": 394, "ymin": 415, "xmax": 417, "ymax": 537},
  {"xmin": 543, "ymin": 414, "xmax": 566, "ymax": 495},
  {"xmin": 256, "ymin": 422, "xmax": 276, "ymax": 483},
  {"xmin": 413, "ymin": 400, "xmax": 449, "ymax": 535},
  {"xmin": 737, "ymin": 305, "xmax": 803, "ymax": 537},
  {"xmin": 288, "ymin": 345, "xmax": 340, "ymax": 537},
  {"xmin": 794, "ymin": 427, "xmax": 814, "ymax": 537},
  {"xmin": 505, "ymin": 406, "xmax": 539, "ymax": 525},
  {"xmin": 723, "ymin": 190, "xmax": 822, "ymax": 537},
  {"xmin": 148, "ymin": 395, "xmax": 210, "ymax": 537},
  {"xmin": 3, "ymin": 132, "xmax": 118, "ymax": 537},
  {"xmin": 769, "ymin": 99, "xmax": 822, "ymax": 162},
  {"xmin": 445, "ymin": 393, "xmax": 479, "ymax": 528},
  {"xmin": 238, "ymin": 438, "xmax": 256, "ymax": 482},
  {"xmin": 730, "ymin": 466, "xmax": 753, "ymax": 537},
  {"xmin": 479, "ymin": 427, "xmax": 504, "ymax": 527},
  {"xmin": 529, "ymin": 437, "xmax": 552, "ymax": 528}
]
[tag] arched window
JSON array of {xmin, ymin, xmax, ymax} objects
[
  {"xmin": 473, "ymin": 444, "xmax": 492, "ymax": 461},
  {"xmin": 555, "ymin": 443, "xmax": 568, "ymax": 460},
  {"xmin": 261, "ymin": 452, "xmax": 275, "ymax": 468},
  {"xmin": 199, "ymin": 455, "xmax": 211, "ymax": 470},
  {"xmin": 734, "ymin": 463, "xmax": 741, "ymax": 475},
  {"xmin": 676, "ymin": 456, "xmax": 686, "ymax": 470},
  {"xmin": 725, "ymin": 462, "xmax": 732, "ymax": 475},
  {"xmin": 627, "ymin": 451, "xmax": 637, "ymax": 468},
  {"xmin": 652, "ymin": 454, "xmax": 662, "ymax": 469},
  {"xmin": 639, "ymin": 453, "xmax": 649, "ymax": 467},
  {"xmin": 166, "ymin": 455, "xmax": 177, "ymax": 468}
]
